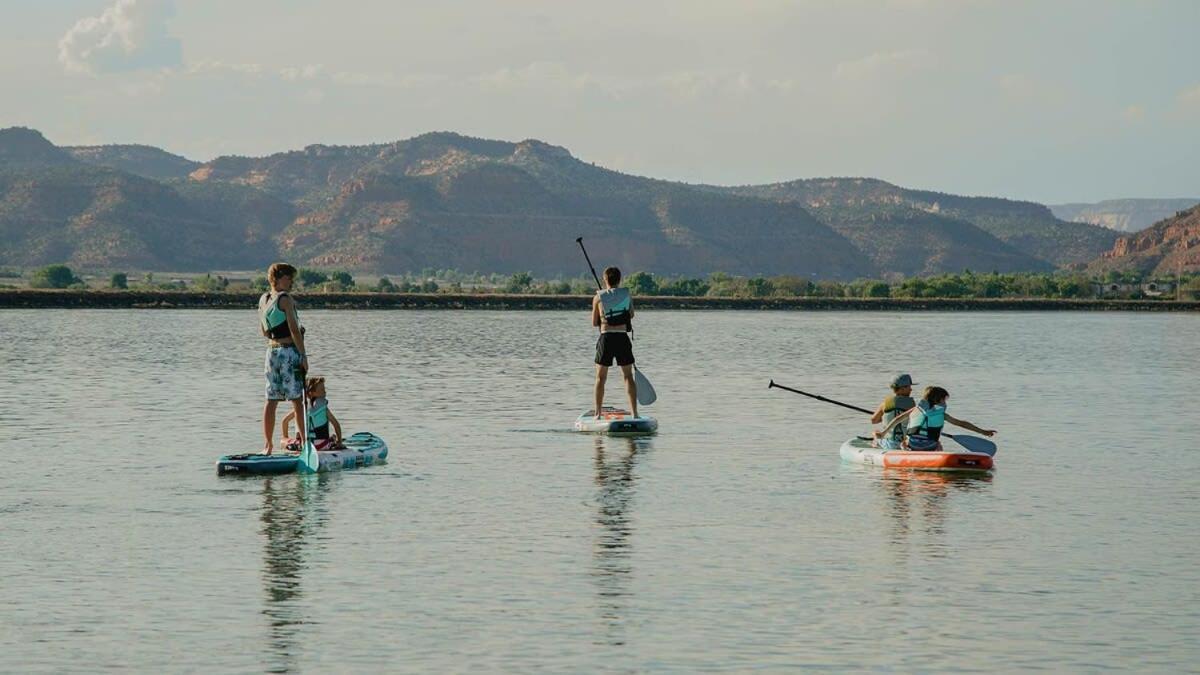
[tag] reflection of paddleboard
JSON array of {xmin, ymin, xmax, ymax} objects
[
  {"xmin": 574, "ymin": 408, "xmax": 658, "ymax": 436},
  {"xmin": 838, "ymin": 437, "xmax": 993, "ymax": 472},
  {"xmin": 216, "ymin": 432, "xmax": 389, "ymax": 476}
]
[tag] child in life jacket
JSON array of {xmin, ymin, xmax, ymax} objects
[
  {"xmin": 282, "ymin": 377, "xmax": 343, "ymax": 451},
  {"xmin": 874, "ymin": 386, "xmax": 995, "ymax": 451}
]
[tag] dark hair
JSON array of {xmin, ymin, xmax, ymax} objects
[
  {"xmin": 306, "ymin": 376, "xmax": 326, "ymax": 397},
  {"xmin": 922, "ymin": 386, "xmax": 949, "ymax": 405},
  {"xmin": 267, "ymin": 262, "xmax": 297, "ymax": 285},
  {"xmin": 603, "ymin": 266, "xmax": 621, "ymax": 286}
]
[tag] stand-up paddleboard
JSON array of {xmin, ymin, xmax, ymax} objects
[
  {"xmin": 574, "ymin": 407, "xmax": 658, "ymax": 435},
  {"xmin": 216, "ymin": 432, "xmax": 389, "ymax": 476},
  {"xmin": 839, "ymin": 437, "xmax": 993, "ymax": 472}
]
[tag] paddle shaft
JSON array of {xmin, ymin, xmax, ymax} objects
[
  {"xmin": 767, "ymin": 380, "xmax": 873, "ymax": 415},
  {"xmin": 768, "ymin": 379, "xmax": 977, "ymax": 444},
  {"xmin": 575, "ymin": 237, "xmax": 603, "ymax": 290}
]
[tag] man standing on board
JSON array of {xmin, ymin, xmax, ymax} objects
[
  {"xmin": 592, "ymin": 266, "xmax": 638, "ymax": 419},
  {"xmin": 259, "ymin": 262, "xmax": 307, "ymax": 454}
]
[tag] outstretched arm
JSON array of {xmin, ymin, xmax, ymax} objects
[
  {"xmin": 945, "ymin": 413, "xmax": 995, "ymax": 437},
  {"xmin": 328, "ymin": 411, "xmax": 343, "ymax": 443},
  {"xmin": 874, "ymin": 407, "xmax": 913, "ymax": 438}
]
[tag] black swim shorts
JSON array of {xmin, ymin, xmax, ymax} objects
[{"xmin": 595, "ymin": 332, "xmax": 635, "ymax": 367}]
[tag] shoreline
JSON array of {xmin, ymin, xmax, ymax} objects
[{"xmin": 1, "ymin": 290, "xmax": 1197, "ymax": 311}]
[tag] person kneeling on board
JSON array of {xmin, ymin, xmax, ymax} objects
[
  {"xmin": 592, "ymin": 266, "xmax": 638, "ymax": 419},
  {"xmin": 870, "ymin": 374, "xmax": 917, "ymax": 449},
  {"xmin": 874, "ymin": 386, "xmax": 995, "ymax": 451},
  {"xmin": 283, "ymin": 377, "xmax": 343, "ymax": 451}
]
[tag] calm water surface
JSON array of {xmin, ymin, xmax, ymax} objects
[{"xmin": 1, "ymin": 309, "xmax": 1197, "ymax": 672}]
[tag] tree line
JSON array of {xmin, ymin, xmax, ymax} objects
[{"xmin": 9, "ymin": 264, "xmax": 1199, "ymax": 300}]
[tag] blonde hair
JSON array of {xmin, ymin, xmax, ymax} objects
[{"xmin": 305, "ymin": 376, "xmax": 326, "ymax": 397}]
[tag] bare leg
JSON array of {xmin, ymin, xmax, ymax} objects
[
  {"xmin": 290, "ymin": 398, "xmax": 305, "ymax": 449},
  {"xmin": 620, "ymin": 364, "xmax": 638, "ymax": 418},
  {"xmin": 262, "ymin": 400, "xmax": 280, "ymax": 453},
  {"xmin": 594, "ymin": 365, "xmax": 609, "ymax": 417}
]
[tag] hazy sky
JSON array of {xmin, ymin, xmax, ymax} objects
[{"xmin": 1, "ymin": 0, "xmax": 1197, "ymax": 202}]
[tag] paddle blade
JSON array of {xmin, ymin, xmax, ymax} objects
[
  {"xmin": 300, "ymin": 440, "xmax": 320, "ymax": 473},
  {"xmin": 947, "ymin": 434, "xmax": 997, "ymax": 456},
  {"xmin": 634, "ymin": 366, "xmax": 657, "ymax": 406}
]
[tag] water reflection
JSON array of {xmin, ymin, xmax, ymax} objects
[
  {"xmin": 877, "ymin": 469, "xmax": 992, "ymax": 563},
  {"xmin": 259, "ymin": 474, "xmax": 332, "ymax": 674},
  {"xmin": 590, "ymin": 436, "xmax": 651, "ymax": 646}
]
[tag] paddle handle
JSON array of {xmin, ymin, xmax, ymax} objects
[{"xmin": 576, "ymin": 237, "xmax": 602, "ymax": 289}]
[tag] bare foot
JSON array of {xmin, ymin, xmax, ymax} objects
[{"xmin": 264, "ymin": 445, "xmax": 274, "ymax": 456}]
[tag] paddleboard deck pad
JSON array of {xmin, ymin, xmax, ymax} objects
[
  {"xmin": 839, "ymin": 437, "xmax": 993, "ymax": 472},
  {"xmin": 217, "ymin": 432, "xmax": 388, "ymax": 476},
  {"xmin": 574, "ymin": 408, "xmax": 658, "ymax": 435}
]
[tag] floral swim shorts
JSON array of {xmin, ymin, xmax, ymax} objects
[{"xmin": 265, "ymin": 345, "xmax": 304, "ymax": 400}]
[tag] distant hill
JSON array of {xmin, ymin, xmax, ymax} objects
[
  {"xmin": 1050, "ymin": 199, "xmax": 1200, "ymax": 233},
  {"xmin": 728, "ymin": 178, "xmax": 1117, "ymax": 268},
  {"xmin": 66, "ymin": 144, "xmax": 200, "ymax": 181},
  {"xmin": 0, "ymin": 126, "xmax": 1124, "ymax": 278},
  {"xmin": 1089, "ymin": 205, "xmax": 1200, "ymax": 275}
]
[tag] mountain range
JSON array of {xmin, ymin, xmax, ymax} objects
[
  {"xmin": 0, "ymin": 125, "xmax": 1172, "ymax": 279},
  {"xmin": 1050, "ymin": 199, "xmax": 1200, "ymax": 234},
  {"xmin": 1089, "ymin": 204, "xmax": 1200, "ymax": 275}
]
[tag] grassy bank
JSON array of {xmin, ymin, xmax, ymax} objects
[{"xmin": 2, "ymin": 289, "xmax": 1198, "ymax": 311}]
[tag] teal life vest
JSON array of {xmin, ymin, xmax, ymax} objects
[
  {"xmin": 598, "ymin": 287, "xmax": 632, "ymax": 331},
  {"xmin": 906, "ymin": 399, "xmax": 945, "ymax": 442},
  {"xmin": 882, "ymin": 394, "xmax": 916, "ymax": 442},
  {"xmin": 306, "ymin": 397, "xmax": 330, "ymax": 440},
  {"xmin": 260, "ymin": 291, "xmax": 296, "ymax": 340}
]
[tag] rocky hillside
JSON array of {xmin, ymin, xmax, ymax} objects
[
  {"xmin": 66, "ymin": 144, "xmax": 200, "ymax": 181},
  {"xmin": 1050, "ymin": 199, "xmax": 1200, "ymax": 233},
  {"xmin": 729, "ymin": 178, "xmax": 1117, "ymax": 268},
  {"xmin": 1089, "ymin": 205, "xmax": 1200, "ymax": 275},
  {"xmin": 0, "ymin": 126, "xmax": 1124, "ymax": 278}
]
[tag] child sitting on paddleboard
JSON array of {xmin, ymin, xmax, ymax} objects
[
  {"xmin": 282, "ymin": 377, "xmax": 343, "ymax": 452},
  {"xmin": 870, "ymin": 373, "xmax": 917, "ymax": 450},
  {"xmin": 874, "ymin": 386, "xmax": 995, "ymax": 451}
]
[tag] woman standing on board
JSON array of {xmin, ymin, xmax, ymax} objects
[
  {"xmin": 259, "ymin": 262, "xmax": 307, "ymax": 454},
  {"xmin": 592, "ymin": 266, "xmax": 638, "ymax": 419}
]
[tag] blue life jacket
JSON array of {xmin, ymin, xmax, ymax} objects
[
  {"xmin": 598, "ymin": 287, "xmax": 632, "ymax": 331},
  {"xmin": 906, "ymin": 399, "xmax": 945, "ymax": 442},
  {"xmin": 306, "ymin": 397, "xmax": 330, "ymax": 440},
  {"xmin": 882, "ymin": 395, "xmax": 916, "ymax": 442},
  {"xmin": 260, "ymin": 291, "xmax": 296, "ymax": 340}
]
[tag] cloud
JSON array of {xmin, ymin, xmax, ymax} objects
[
  {"xmin": 832, "ymin": 49, "xmax": 931, "ymax": 81},
  {"xmin": 1178, "ymin": 84, "xmax": 1200, "ymax": 111},
  {"xmin": 1122, "ymin": 104, "xmax": 1147, "ymax": 124},
  {"xmin": 58, "ymin": 0, "xmax": 182, "ymax": 74}
]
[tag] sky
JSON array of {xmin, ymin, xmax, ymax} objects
[{"xmin": 0, "ymin": 0, "xmax": 1197, "ymax": 203}]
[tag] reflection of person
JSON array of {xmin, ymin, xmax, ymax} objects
[
  {"xmin": 282, "ymin": 377, "xmax": 343, "ymax": 451},
  {"xmin": 259, "ymin": 262, "xmax": 307, "ymax": 454},
  {"xmin": 871, "ymin": 374, "xmax": 917, "ymax": 449},
  {"xmin": 592, "ymin": 437, "xmax": 644, "ymax": 645},
  {"xmin": 591, "ymin": 266, "xmax": 637, "ymax": 418},
  {"xmin": 876, "ymin": 386, "xmax": 996, "ymax": 451}
]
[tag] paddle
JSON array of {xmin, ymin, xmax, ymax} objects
[
  {"xmin": 768, "ymin": 379, "xmax": 997, "ymax": 456},
  {"xmin": 577, "ymin": 237, "xmax": 656, "ymax": 407},
  {"xmin": 299, "ymin": 384, "xmax": 319, "ymax": 473}
]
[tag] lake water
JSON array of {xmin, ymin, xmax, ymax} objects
[{"xmin": 1, "ymin": 309, "xmax": 1197, "ymax": 672}]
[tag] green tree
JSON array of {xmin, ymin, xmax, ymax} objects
[
  {"xmin": 625, "ymin": 271, "xmax": 659, "ymax": 295},
  {"xmin": 297, "ymin": 269, "xmax": 327, "ymax": 287},
  {"xmin": 862, "ymin": 281, "xmax": 890, "ymax": 298},
  {"xmin": 746, "ymin": 277, "xmax": 774, "ymax": 297},
  {"xmin": 30, "ymin": 265, "xmax": 79, "ymax": 289},
  {"xmin": 251, "ymin": 276, "xmax": 270, "ymax": 292},
  {"xmin": 659, "ymin": 278, "xmax": 710, "ymax": 296},
  {"xmin": 376, "ymin": 276, "xmax": 397, "ymax": 292},
  {"xmin": 421, "ymin": 280, "xmax": 439, "ymax": 293},
  {"xmin": 330, "ymin": 271, "xmax": 354, "ymax": 287},
  {"xmin": 505, "ymin": 272, "xmax": 533, "ymax": 293},
  {"xmin": 110, "ymin": 272, "xmax": 128, "ymax": 289},
  {"xmin": 192, "ymin": 274, "xmax": 229, "ymax": 292}
]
